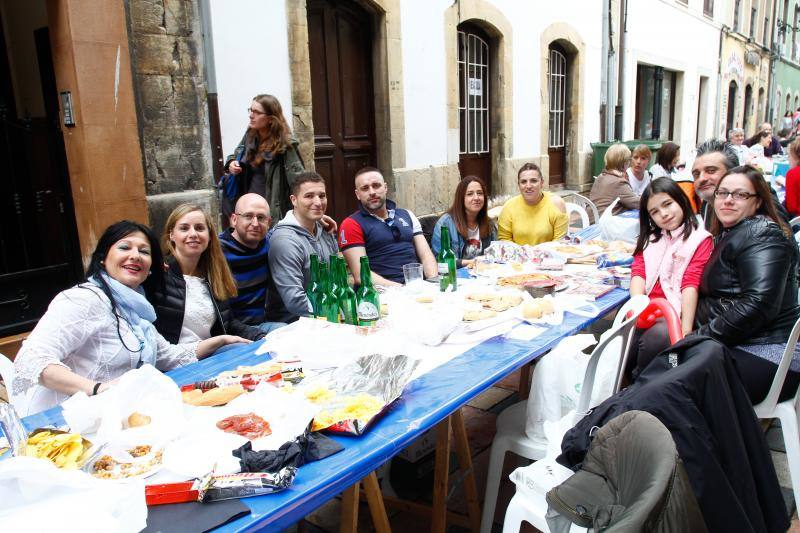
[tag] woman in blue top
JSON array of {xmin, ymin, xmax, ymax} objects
[{"xmin": 432, "ymin": 175, "xmax": 497, "ymax": 267}]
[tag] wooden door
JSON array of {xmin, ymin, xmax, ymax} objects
[
  {"xmin": 0, "ymin": 26, "xmax": 82, "ymax": 337},
  {"xmin": 547, "ymin": 45, "xmax": 567, "ymax": 187},
  {"xmin": 457, "ymin": 24, "xmax": 491, "ymax": 192},
  {"xmin": 307, "ymin": 0, "xmax": 376, "ymax": 223}
]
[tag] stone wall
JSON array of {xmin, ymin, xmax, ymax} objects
[{"xmin": 127, "ymin": 0, "xmax": 214, "ymax": 235}]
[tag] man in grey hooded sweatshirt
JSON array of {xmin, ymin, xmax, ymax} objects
[{"xmin": 265, "ymin": 171, "xmax": 339, "ymax": 323}]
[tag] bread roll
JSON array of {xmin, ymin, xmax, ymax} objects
[
  {"xmin": 522, "ymin": 299, "xmax": 555, "ymax": 319},
  {"xmin": 127, "ymin": 412, "xmax": 151, "ymax": 428},
  {"xmin": 183, "ymin": 385, "xmax": 246, "ymax": 407}
]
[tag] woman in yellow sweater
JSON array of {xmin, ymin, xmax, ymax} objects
[{"xmin": 498, "ymin": 163, "xmax": 568, "ymax": 245}]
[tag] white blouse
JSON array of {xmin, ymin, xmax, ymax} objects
[
  {"xmin": 178, "ymin": 275, "xmax": 215, "ymax": 346},
  {"xmin": 13, "ymin": 284, "xmax": 196, "ymax": 415}
]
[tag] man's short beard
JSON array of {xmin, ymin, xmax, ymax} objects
[{"xmin": 364, "ymin": 197, "xmax": 386, "ymax": 212}]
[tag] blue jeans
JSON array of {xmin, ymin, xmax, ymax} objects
[{"xmin": 257, "ymin": 321, "xmax": 286, "ymax": 335}]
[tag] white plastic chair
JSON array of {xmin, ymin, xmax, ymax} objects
[
  {"xmin": 565, "ymin": 202, "xmax": 590, "ymax": 231},
  {"xmin": 791, "ymin": 216, "xmax": 800, "ymax": 243},
  {"xmin": 752, "ymin": 315, "xmax": 800, "ymax": 510},
  {"xmin": 503, "ymin": 456, "xmax": 586, "ymax": 533},
  {"xmin": 480, "ymin": 295, "xmax": 650, "ymax": 533},
  {"xmin": 568, "ymin": 194, "xmax": 600, "ymax": 225}
]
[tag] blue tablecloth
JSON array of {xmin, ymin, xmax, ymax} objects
[{"xmin": 18, "ymin": 284, "xmax": 630, "ymax": 531}]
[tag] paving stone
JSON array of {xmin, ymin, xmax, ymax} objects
[
  {"xmin": 767, "ymin": 425, "xmax": 787, "ymax": 453},
  {"xmin": 774, "ymin": 451, "xmax": 793, "ymax": 489},
  {"xmin": 467, "ymin": 386, "xmax": 514, "ymax": 411}
]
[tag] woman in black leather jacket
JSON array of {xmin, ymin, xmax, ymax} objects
[
  {"xmin": 696, "ymin": 165, "xmax": 800, "ymax": 402},
  {"xmin": 147, "ymin": 204, "xmax": 265, "ymax": 345}
]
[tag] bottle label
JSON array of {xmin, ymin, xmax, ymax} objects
[
  {"xmin": 357, "ymin": 301, "xmax": 380, "ymax": 321},
  {"xmin": 437, "ymin": 262, "xmax": 449, "ymax": 275}
]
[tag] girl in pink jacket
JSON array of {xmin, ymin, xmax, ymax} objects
[{"xmin": 627, "ymin": 178, "xmax": 713, "ymax": 377}]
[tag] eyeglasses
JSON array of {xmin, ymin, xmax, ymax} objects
[
  {"xmin": 236, "ymin": 212, "xmax": 270, "ymax": 224},
  {"xmin": 247, "ymin": 107, "xmax": 266, "ymax": 116},
  {"xmin": 713, "ymin": 189, "xmax": 757, "ymax": 201}
]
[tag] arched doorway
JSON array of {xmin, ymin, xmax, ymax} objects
[
  {"xmin": 726, "ymin": 81, "xmax": 738, "ymax": 135},
  {"xmin": 307, "ymin": 0, "xmax": 377, "ymax": 223},
  {"xmin": 757, "ymin": 87, "xmax": 765, "ymax": 125},
  {"xmin": 457, "ymin": 22, "xmax": 492, "ymax": 192},
  {"xmin": 743, "ymin": 84, "xmax": 752, "ymax": 133},
  {"xmin": 547, "ymin": 43, "xmax": 569, "ymax": 187}
]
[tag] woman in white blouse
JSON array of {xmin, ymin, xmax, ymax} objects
[
  {"xmin": 147, "ymin": 204, "xmax": 265, "ymax": 346},
  {"xmin": 12, "ymin": 221, "xmax": 248, "ymax": 415}
]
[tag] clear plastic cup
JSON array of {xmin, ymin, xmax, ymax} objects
[{"xmin": 402, "ymin": 263, "xmax": 424, "ymax": 292}]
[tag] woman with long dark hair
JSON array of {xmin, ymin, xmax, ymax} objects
[
  {"xmin": 12, "ymin": 221, "xmax": 248, "ymax": 415},
  {"xmin": 147, "ymin": 204, "xmax": 265, "ymax": 346},
  {"xmin": 224, "ymin": 94, "xmax": 305, "ymax": 222},
  {"xmin": 698, "ymin": 165, "xmax": 800, "ymax": 402},
  {"xmin": 649, "ymin": 142, "xmax": 681, "ymax": 179},
  {"xmin": 431, "ymin": 175, "xmax": 496, "ymax": 267}
]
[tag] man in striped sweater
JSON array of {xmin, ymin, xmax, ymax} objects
[{"xmin": 219, "ymin": 193, "xmax": 286, "ymax": 334}]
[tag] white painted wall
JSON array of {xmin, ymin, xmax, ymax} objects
[
  {"xmin": 398, "ymin": 0, "xmax": 604, "ymax": 169},
  {"xmin": 623, "ymin": 0, "xmax": 721, "ymax": 154},
  {"xmin": 400, "ymin": 0, "xmax": 451, "ymax": 169},
  {"xmin": 207, "ymin": 0, "xmax": 293, "ymax": 158},
  {"xmin": 490, "ymin": 0, "xmax": 603, "ymax": 158}
]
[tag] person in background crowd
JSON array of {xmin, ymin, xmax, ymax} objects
[
  {"xmin": 745, "ymin": 130, "xmax": 772, "ymax": 160},
  {"xmin": 223, "ymin": 94, "xmax": 305, "ymax": 223},
  {"xmin": 219, "ymin": 193, "xmax": 286, "ymax": 334},
  {"xmin": 727, "ymin": 127, "xmax": 748, "ymax": 165},
  {"xmin": 626, "ymin": 144, "xmax": 652, "ymax": 196},
  {"xmin": 266, "ymin": 172, "xmax": 339, "ymax": 322},
  {"xmin": 13, "ymin": 221, "xmax": 248, "ymax": 415},
  {"xmin": 339, "ymin": 167, "xmax": 438, "ymax": 286},
  {"xmin": 649, "ymin": 142, "xmax": 681, "ymax": 179},
  {"xmin": 781, "ymin": 110, "xmax": 794, "ymax": 135},
  {"xmin": 744, "ymin": 122, "xmax": 783, "ymax": 157},
  {"xmin": 627, "ymin": 178, "xmax": 713, "ymax": 376},
  {"xmin": 785, "ymin": 138, "xmax": 800, "ymax": 218},
  {"xmin": 498, "ymin": 163, "xmax": 567, "ymax": 245},
  {"xmin": 148, "ymin": 204, "xmax": 265, "ymax": 347},
  {"xmin": 432, "ymin": 175, "xmax": 496, "ymax": 267},
  {"xmin": 696, "ymin": 165, "xmax": 800, "ymax": 403},
  {"xmin": 589, "ymin": 143, "xmax": 640, "ymax": 215}
]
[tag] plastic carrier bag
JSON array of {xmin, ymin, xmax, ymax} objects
[
  {"xmin": 524, "ymin": 333, "xmax": 623, "ymax": 444},
  {"xmin": 598, "ymin": 198, "xmax": 640, "ymax": 244}
]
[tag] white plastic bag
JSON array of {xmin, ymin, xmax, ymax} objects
[
  {"xmin": 598, "ymin": 198, "xmax": 640, "ymax": 243},
  {"xmin": 62, "ymin": 364, "xmax": 185, "ymax": 444},
  {"xmin": 525, "ymin": 332, "xmax": 623, "ymax": 445},
  {"xmin": 0, "ymin": 456, "xmax": 146, "ymax": 532}
]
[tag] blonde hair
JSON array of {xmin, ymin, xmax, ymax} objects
[
  {"xmin": 631, "ymin": 144, "xmax": 652, "ymax": 160},
  {"xmin": 162, "ymin": 204, "xmax": 238, "ymax": 300},
  {"xmin": 604, "ymin": 143, "xmax": 632, "ymax": 171}
]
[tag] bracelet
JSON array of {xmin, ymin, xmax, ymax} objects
[{"xmin": 92, "ymin": 382, "xmax": 102, "ymax": 396}]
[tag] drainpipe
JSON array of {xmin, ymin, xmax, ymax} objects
[
  {"xmin": 198, "ymin": 0, "xmax": 224, "ymax": 180},
  {"xmin": 714, "ymin": 25, "xmax": 729, "ymax": 140},
  {"xmin": 606, "ymin": 0, "xmax": 617, "ymax": 141},
  {"xmin": 614, "ymin": 0, "xmax": 627, "ymax": 141},
  {"xmin": 600, "ymin": 0, "xmax": 610, "ymax": 141},
  {"xmin": 766, "ymin": 0, "xmax": 777, "ymax": 124}
]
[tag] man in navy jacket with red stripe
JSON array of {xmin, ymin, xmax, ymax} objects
[{"xmin": 339, "ymin": 167, "xmax": 438, "ymax": 286}]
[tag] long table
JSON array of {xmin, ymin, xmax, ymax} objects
[{"xmin": 20, "ymin": 284, "xmax": 629, "ymax": 531}]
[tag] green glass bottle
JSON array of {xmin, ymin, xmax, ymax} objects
[
  {"xmin": 337, "ymin": 258, "xmax": 359, "ymax": 325},
  {"xmin": 317, "ymin": 262, "xmax": 339, "ymax": 323},
  {"xmin": 307, "ymin": 254, "xmax": 320, "ymax": 316},
  {"xmin": 437, "ymin": 225, "xmax": 458, "ymax": 292},
  {"xmin": 356, "ymin": 256, "xmax": 380, "ymax": 326}
]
